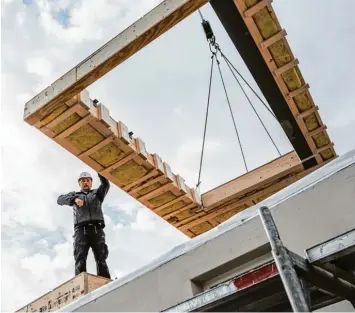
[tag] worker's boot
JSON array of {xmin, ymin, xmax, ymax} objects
[{"xmin": 96, "ymin": 260, "xmax": 111, "ymax": 279}]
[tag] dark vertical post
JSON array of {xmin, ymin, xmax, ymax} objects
[
  {"xmin": 209, "ymin": 0, "xmax": 317, "ymax": 169},
  {"xmin": 259, "ymin": 206, "xmax": 311, "ymax": 312}
]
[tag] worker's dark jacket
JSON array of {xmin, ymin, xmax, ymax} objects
[{"xmin": 57, "ymin": 174, "xmax": 110, "ymax": 229}]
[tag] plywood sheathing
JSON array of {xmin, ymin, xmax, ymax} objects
[
  {"xmin": 234, "ymin": 0, "xmax": 336, "ymax": 162},
  {"xmin": 29, "ymin": 89, "xmax": 328, "ymax": 238}
]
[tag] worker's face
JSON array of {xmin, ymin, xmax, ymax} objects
[{"xmin": 79, "ymin": 178, "xmax": 92, "ymax": 191}]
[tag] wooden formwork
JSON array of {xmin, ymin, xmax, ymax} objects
[{"xmin": 28, "ymin": 89, "xmax": 324, "ymax": 237}]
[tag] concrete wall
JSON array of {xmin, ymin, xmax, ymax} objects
[{"xmin": 67, "ymin": 153, "xmax": 355, "ymax": 312}]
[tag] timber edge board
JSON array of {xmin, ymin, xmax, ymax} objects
[
  {"xmin": 15, "ymin": 272, "xmax": 111, "ymax": 312},
  {"xmin": 24, "ymin": 89, "xmax": 335, "ymax": 238}
]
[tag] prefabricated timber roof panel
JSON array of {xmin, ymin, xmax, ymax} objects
[
  {"xmin": 28, "ymin": 89, "xmax": 326, "ymax": 238},
  {"xmin": 210, "ymin": 0, "xmax": 336, "ymax": 166},
  {"xmin": 23, "ymin": 0, "xmax": 337, "ymax": 237},
  {"xmin": 23, "ymin": 0, "xmax": 336, "ymax": 168}
]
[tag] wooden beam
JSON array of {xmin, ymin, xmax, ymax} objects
[
  {"xmin": 244, "ymin": 0, "xmax": 272, "ymax": 18},
  {"xmin": 201, "ymin": 150, "xmax": 303, "ymax": 210},
  {"xmin": 274, "ymin": 58, "xmax": 299, "ymax": 76},
  {"xmin": 287, "ymin": 84, "xmax": 310, "ymax": 100},
  {"xmin": 23, "ymin": 0, "xmax": 209, "ymax": 126},
  {"xmin": 180, "ymin": 158, "xmax": 334, "ymax": 234},
  {"xmin": 315, "ymin": 143, "xmax": 334, "ymax": 155},
  {"xmin": 260, "ymin": 29, "xmax": 287, "ymax": 50},
  {"xmin": 296, "ymin": 105, "xmax": 319, "ymax": 121},
  {"xmin": 305, "ymin": 125, "xmax": 327, "ymax": 139}
]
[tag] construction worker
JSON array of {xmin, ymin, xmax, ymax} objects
[{"xmin": 57, "ymin": 172, "xmax": 111, "ymax": 279}]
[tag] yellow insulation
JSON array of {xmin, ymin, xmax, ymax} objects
[
  {"xmin": 66, "ymin": 124, "xmax": 105, "ymax": 152},
  {"xmin": 215, "ymin": 204, "xmax": 247, "ymax": 223},
  {"xmin": 190, "ymin": 222, "xmax": 213, "ymax": 235},
  {"xmin": 242, "ymin": 0, "xmax": 334, "ymax": 161},
  {"xmin": 303, "ymin": 113, "xmax": 320, "ymax": 132},
  {"xmin": 52, "ymin": 113, "xmax": 81, "ymax": 136},
  {"xmin": 137, "ymin": 182, "xmax": 163, "ymax": 196},
  {"xmin": 175, "ymin": 209, "xmax": 194, "ymax": 221},
  {"xmin": 159, "ymin": 200, "xmax": 186, "ymax": 216},
  {"xmin": 110, "ymin": 159, "xmax": 148, "ymax": 186},
  {"xmin": 293, "ymin": 92, "xmax": 313, "ymax": 112},
  {"xmin": 90, "ymin": 143, "xmax": 126, "ymax": 167},
  {"xmin": 253, "ymin": 7, "xmax": 277, "ymax": 39},
  {"xmin": 244, "ymin": 0, "xmax": 258, "ymax": 7},
  {"xmin": 312, "ymin": 132, "xmax": 330, "ymax": 149},
  {"xmin": 269, "ymin": 40, "xmax": 293, "ymax": 67},
  {"xmin": 39, "ymin": 103, "xmax": 68, "ymax": 126},
  {"xmin": 281, "ymin": 68, "xmax": 303, "ymax": 92},
  {"xmin": 320, "ymin": 149, "xmax": 334, "ymax": 160},
  {"xmin": 148, "ymin": 191, "xmax": 177, "ymax": 207}
]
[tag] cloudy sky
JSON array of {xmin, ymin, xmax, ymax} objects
[{"xmin": 1, "ymin": 0, "xmax": 355, "ymax": 311}]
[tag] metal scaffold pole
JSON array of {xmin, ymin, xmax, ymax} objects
[{"xmin": 258, "ymin": 206, "xmax": 311, "ymax": 312}]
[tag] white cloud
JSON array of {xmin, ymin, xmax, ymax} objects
[
  {"xmin": 131, "ymin": 208, "xmax": 157, "ymax": 232},
  {"xmin": 2, "ymin": 0, "xmax": 355, "ymax": 312},
  {"xmin": 16, "ymin": 11, "xmax": 26, "ymax": 26},
  {"xmin": 173, "ymin": 107, "xmax": 183, "ymax": 116},
  {"xmin": 34, "ymin": 0, "xmax": 163, "ymax": 43},
  {"xmin": 27, "ymin": 56, "xmax": 53, "ymax": 78}
]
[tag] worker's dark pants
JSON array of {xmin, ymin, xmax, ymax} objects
[{"xmin": 73, "ymin": 224, "xmax": 111, "ymax": 279}]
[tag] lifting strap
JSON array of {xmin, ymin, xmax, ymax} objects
[{"xmin": 196, "ymin": 10, "xmax": 282, "ymax": 189}]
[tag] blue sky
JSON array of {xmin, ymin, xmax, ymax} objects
[
  {"xmin": 54, "ymin": 8, "xmax": 71, "ymax": 27},
  {"xmin": 22, "ymin": 0, "xmax": 72, "ymax": 26},
  {"xmin": 2, "ymin": 0, "xmax": 355, "ymax": 311}
]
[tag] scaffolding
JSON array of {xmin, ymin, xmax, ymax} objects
[{"xmin": 163, "ymin": 206, "xmax": 355, "ymax": 312}]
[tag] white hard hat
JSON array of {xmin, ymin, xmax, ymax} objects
[{"xmin": 78, "ymin": 172, "xmax": 92, "ymax": 181}]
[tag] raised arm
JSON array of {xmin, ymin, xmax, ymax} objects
[
  {"xmin": 57, "ymin": 191, "xmax": 77, "ymax": 206},
  {"xmin": 96, "ymin": 173, "xmax": 110, "ymax": 201}
]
